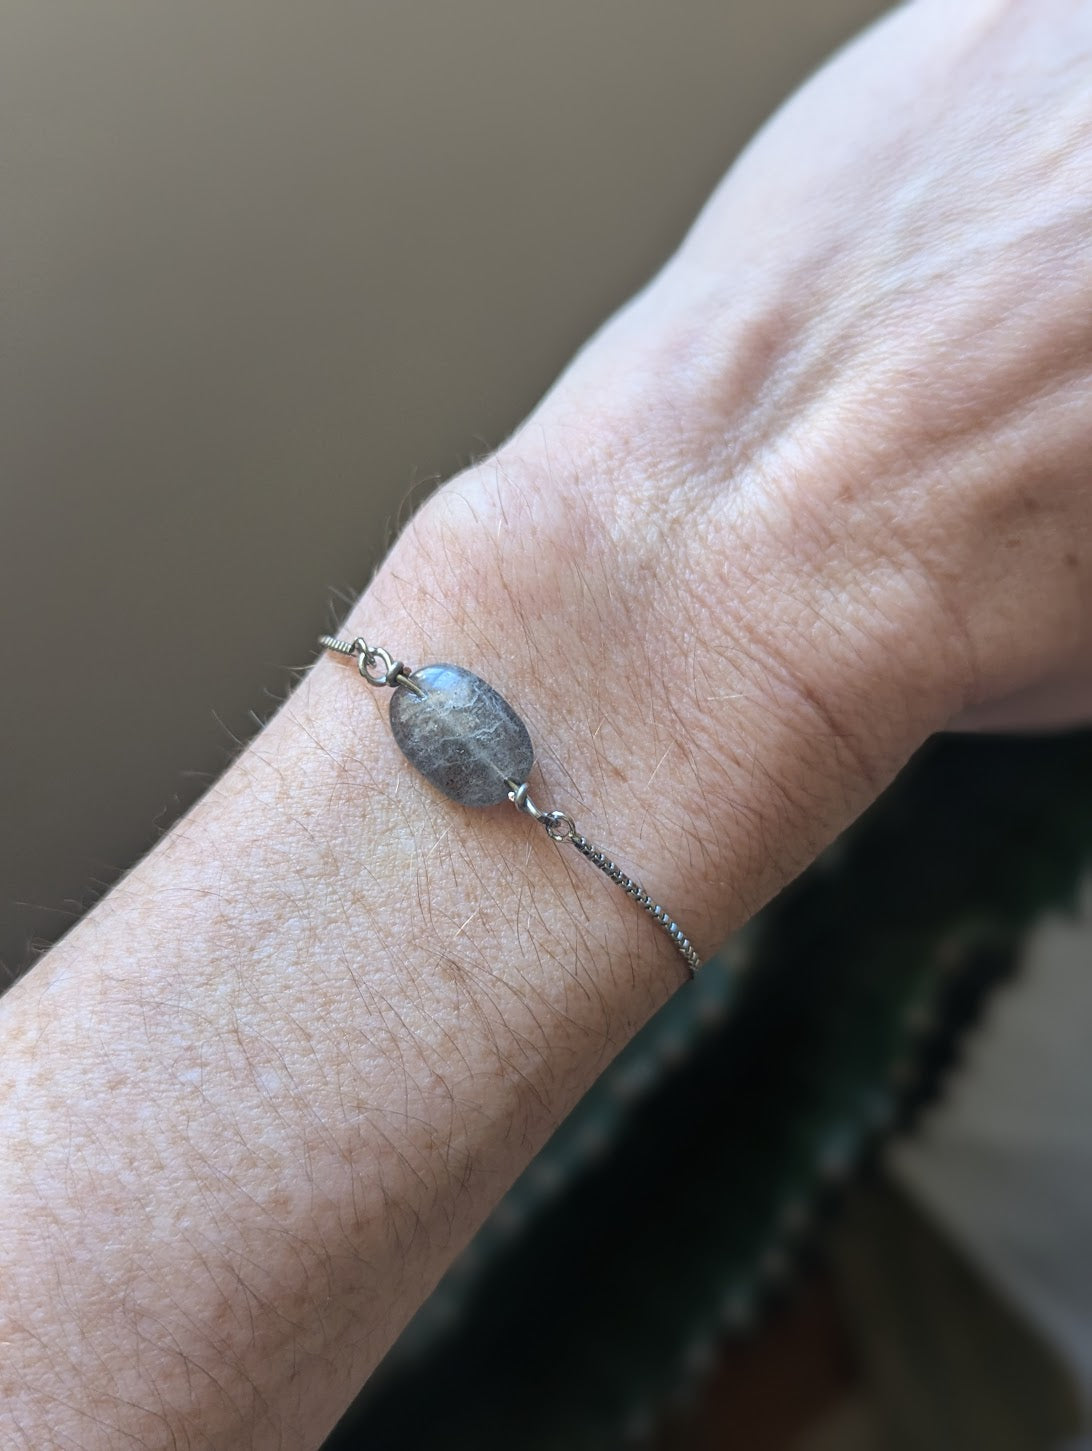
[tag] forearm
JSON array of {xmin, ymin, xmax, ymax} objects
[
  {"xmin": 0, "ymin": 560, "xmax": 630, "ymax": 1444},
  {"xmin": 0, "ymin": 507, "xmax": 668, "ymax": 1446},
  {"xmin": 0, "ymin": 410, "xmax": 956, "ymax": 1448}
]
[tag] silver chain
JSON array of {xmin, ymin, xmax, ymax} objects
[{"xmin": 507, "ymin": 781, "xmax": 701, "ymax": 977}]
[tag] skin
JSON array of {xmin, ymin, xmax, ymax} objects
[{"xmin": 1, "ymin": 0, "xmax": 1090, "ymax": 1445}]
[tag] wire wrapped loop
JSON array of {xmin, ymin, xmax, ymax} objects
[{"xmin": 357, "ymin": 643, "xmax": 397, "ymax": 687}]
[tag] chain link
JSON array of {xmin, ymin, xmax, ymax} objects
[
  {"xmin": 568, "ymin": 828, "xmax": 701, "ymax": 977},
  {"xmin": 506, "ymin": 780, "xmax": 700, "ymax": 978}
]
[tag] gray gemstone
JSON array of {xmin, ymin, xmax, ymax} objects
[{"xmin": 388, "ymin": 663, "xmax": 534, "ymax": 807}]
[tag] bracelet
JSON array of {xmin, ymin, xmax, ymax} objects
[{"xmin": 318, "ymin": 634, "xmax": 701, "ymax": 977}]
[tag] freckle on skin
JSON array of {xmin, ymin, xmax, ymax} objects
[{"xmin": 1064, "ymin": 552, "xmax": 1079, "ymax": 569}]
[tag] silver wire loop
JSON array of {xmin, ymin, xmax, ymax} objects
[
  {"xmin": 507, "ymin": 780, "xmax": 546, "ymax": 820},
  {"xmin": 318, "ymin": 635, "xmax": 425, "ymax": 696},
  {"xmin": 543, "ymin": 811, "xmax": 576, "ymax": 842},
  {"xmin": 357, "ymin": 644, "xmax": 396, "ymax": 686},
  {"xmin": 506, "ymin": 785, "xmax": 574, "ymax": 841}
]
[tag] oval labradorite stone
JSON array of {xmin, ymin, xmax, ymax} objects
[{"xmin": 388, "ymin": 663, "xmax": 534, "ymax": 807}]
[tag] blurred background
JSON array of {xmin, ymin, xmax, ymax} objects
[
  {"xmin": 0, "ymin": 0, "xmax": 886, "ymax": 979},
  {"xmin": 3, "ymin": 3, "xmax": 1091, "ymax": 1448}
]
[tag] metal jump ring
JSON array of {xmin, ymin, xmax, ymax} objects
[
  {"xmin": 543, "ymin": 810, "xmax": 577, "ymax": 842},
  {"xmin": 358, "ymin": 644, "xmax": 397, "ymax": 687}
]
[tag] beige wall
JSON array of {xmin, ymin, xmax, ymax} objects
[{"xmin": 1, "ymin": 0, "xmax": 888, "ymax": 976}]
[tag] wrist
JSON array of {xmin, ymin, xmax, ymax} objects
[
  {"xmin": 296, "ymin": 494, "xmax": 700, "ymax": 1012},
  {"xmin": 313, "ymin": 405, "xmax": 959, "ymax": 982}
]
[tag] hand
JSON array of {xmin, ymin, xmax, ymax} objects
[{"xmin": 377, "ymin": 0, "xmax": 1091, "ymax": 948}]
